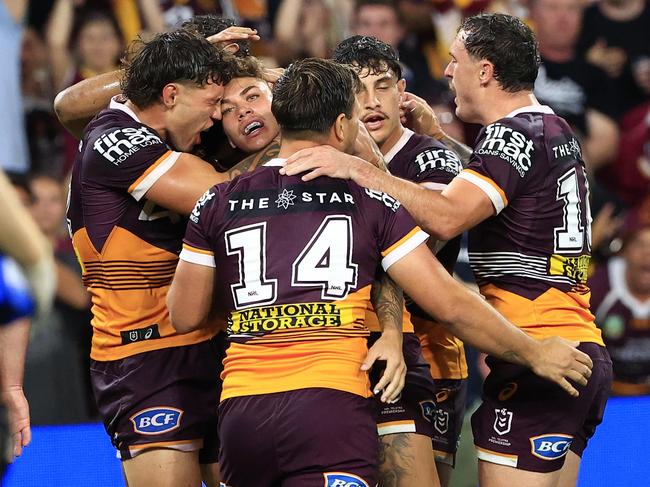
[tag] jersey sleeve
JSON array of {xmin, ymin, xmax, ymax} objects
[
  {"xmin": 86, "ymin": 120, "xmax": 181, "ymax": 201},
  {"xmin": 363, "ymin": 189, "xmax": 429, "ymax": 271},
  {"xmin": 409, "ymin": 146, "xmax": 463, "ymax": 190},
  {"xmin": 179, "ymin": 188, "xmax": 220, "ymax": 268},
  {"xmin": 457, "ymin": 118, "xmax": 537, "ymax": 214}
]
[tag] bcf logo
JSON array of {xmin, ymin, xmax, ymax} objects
[
  {"xmin": 130, "ymin": 407, "xmax": 183, "ymax": 435},
  {"xmin": 324, "ymin": 472, "xmax": 369, "ymax": 487},
  {"xmin": 530, "ymin": 434, "xmax": 573, "ymax": 460},
  {"xmin": 493, "ymin": 408, "xmax": 513, "ymax": 436}
]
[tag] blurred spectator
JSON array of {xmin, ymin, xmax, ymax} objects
[
  {"xmin": 0, "ymin": 0, "xmax": 30, "ymax": 174},
  {"xmin": 352, "ymin": 0, "xmax": 446, "ymax": 102},
  {"xmin": 22, "ymin": 174, "xmax": 94, "ymax": 424},
  {"xmin": 590, "ymin": 200, "xmax": 650, "ymax": 396},
  {"xmin": 531, "ymin": 0, "xmax": 619, "ymax": 173},
  {"xmin": 599, "ymin": 101, "xmax": 650, "ymax": 208},
  {"xmin": 576, "ymin": 0, "xmax": 650, "ymax": 115},
  {"xmin": 273, "ymin": 0, "xmax": 349, "ymax": 66}
]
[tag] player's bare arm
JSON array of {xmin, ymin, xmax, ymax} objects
[
  {"xmin": 222, "ymin": 137, "xmax": 281, "ymax": 180},
  {"xmin": 367, "ymin": 273, "xmax": 407, "ymax": 403},
  {"xmin": 54, "ymin": 70, "xmax": 122, "ymax": 139},
  {"xmin": 167, "ymin": 260, "xmax": 215, "ymax": 334},
  {"xmin": 281, "ymin": 146, "xmax": 493, "ymax": 240},
  {"xmin": 399, "ymin": 92, "xmax": 473, "ymax": 165},
  {"xmin": 387, "ymin": 243, "xmax": 593, "ymax": 397}
]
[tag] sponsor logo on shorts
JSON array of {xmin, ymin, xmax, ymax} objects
[
  {"xmin": 530, "ymin": 434, "xmax": 573, "ymax": 460},
  {"xmin": 493, "ymin": 408, "xmax": 513, "ymax": 436},
  {"xmin": 190, "ymin": 190, "xmax": 215, "ymax": 224},
  {"xmin": 120, "ymin": 324, "xmax": 161, "ymax": 345},
  {"xmin": 497, "ymin": 382, "xmax": 518, "ymax": 401},
  {"xmin": 476, "ymin": 123, "xmax": 535, "ymax": 177},
  {"xmin": 130, "ymin": 407, "xmax": 183, "ymax": 435},
  {"xmin": 420, "ymin": 400, "xmax": 436, "ymax": 422},
  {"xmin": 435, "ymin": 388, "xmax": 451, "ymax": 403},
  {"xmin": 93, "ymin": 126, "xmax": 163, "ymax": 165},
  {"xmin": 323, "ymin": 472, "xmax": 369, "ymax": 487}
]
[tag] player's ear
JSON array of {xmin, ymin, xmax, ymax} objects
[
  {"xmin": 162, "ymin": 83, "xmax": 179, "ymax": 108},
  {"xmin": 478, "ymin": 61, "xmax": 494, "ymax": 86},
  {"xmin": 397, "ymin": 78, "xmax": 406, "ymax": 99},
  {"xmin": 333, "ymin": 112, "xmax": 347, "ymax": 144}
]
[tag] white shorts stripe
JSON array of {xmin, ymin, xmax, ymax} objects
[
  {"xmin": 476, "ymin": 448, "xmax": 518, "ymax": 468},
  {"xmin": 377, "ymin": 423, "xmax": 417, "ymax": 436}
]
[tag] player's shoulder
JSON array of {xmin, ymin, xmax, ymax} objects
[{"xmin": 390, "ymin": 130, "xmax": 462, "ymax": 180}]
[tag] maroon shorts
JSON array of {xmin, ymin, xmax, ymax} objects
[
  {"xmin": 90, "ymin": 333, "xmax": 226, "ymax": 462},
  {"xmin": 370, "ymin": 332, "xmax": 437, "ymax": 439},
  {"xmin": 218, "ymin": 388, "xmax": 378, "ymax": 487},
  {"xmin": 430, "ymin": 379, "xmax": 468, "ymax": 466},
  {"xmin": 472, "ymin": 342, "xmax": 612, "ymax": 473}
]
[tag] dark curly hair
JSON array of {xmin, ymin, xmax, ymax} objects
[
  {"xmin": 122, "ymin": 30, "xmax": 234, "ymax": 109},
  {"xmin": 332, "ymin": 35, "xmax": 402, "ymax": 79},
  {"xmin": 180, "ymin": 15, "xmax": 251, "ymax": 57},
  {"xmin": 460, "ymin": 13, "xmax": 540, "ymax": 93}
]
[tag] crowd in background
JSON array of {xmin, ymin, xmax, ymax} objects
[{"xmin": 0, "ymin": 0, "xmax": 648, "ymax": 426}]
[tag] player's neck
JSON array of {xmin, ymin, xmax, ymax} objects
[
  {"xmin": 480, "ymin": 92, "xmax": 540, "ymax": 125},
  {"xmin": 379, "ymin": 125, "xmax": 405, "ymax": 156},
  {"xmin": 125, "ymin": 100, "xmax": 168, "ymax": 141},
  {"xmin": 278, "ymin": 138, "xmax": 333, "ymax": 159}
]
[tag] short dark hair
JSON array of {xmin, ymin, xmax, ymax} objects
[
  {"xmin": 122, "ymin": 30, "xmax": 233, "ymax": 108},
  {"xmin": 272, "ymin": 58, "xmax": 361, "ymax": 137},
  {"xmin": 332, "ymin": 35, "xmax": 402, "ymax": 80},
  {"xmin": 460, "ymin": 13, "xmax": 540, "ymax": 92},
  {"xmin": 180, "ymin": 15, "xmax": 251, "ymax": 57},
  {"xmin": 230, "ymin": 55, "xmax": 265, "ymax": 80}
]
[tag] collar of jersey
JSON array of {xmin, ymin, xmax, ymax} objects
[
  {"xmin": 109, "ymin": 96, "xmax": 142, "ymax": 123},
  {"xmin": 384, "ymin": 127, "xmax": 414, "ymax": 164},
  {"xmin": 505, "ymin": 104, "xmax": 555, "ymax": 118},
  {"xmin": 265, "ymin": 158, "xmax": 286, "ymax": 167}
]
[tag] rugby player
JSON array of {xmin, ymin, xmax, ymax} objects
[
  {"xmin": 169, "ymin": 57, "xmax": 595, "ymax": 487},
  {"xmin": 67, "ymin": 30, "xmax": 240, "ymax": 487},
  {"xmin": 281, "ymin": 13, "xmax": 611, "ymax": 487},
  {"xmin": 332, "ymin": 35, "xmax": 469, "ymax": 487}
]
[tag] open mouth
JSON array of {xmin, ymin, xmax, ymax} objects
[
  {"xmin": 362, "ymin": 114, "xmax": 386, "ymax": 131},
  {"xmin": 243, "ymin": 120, "xmax": 264, "ymax": 136}
]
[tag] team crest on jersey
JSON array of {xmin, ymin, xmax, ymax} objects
[
  {"xmin": 130, "ymin": 407, "xmax": 183, "ymax": 435},
  {"xmin": 190, "ymin": 190, "xmax": 215, "ymax": 223},
  {"xmin": 476, "ymin": 123, "xmax": 535, "ymax": 177},
  {"xmin": 323, "ymin": 472, "xmax": 369, "ymax": 487},
  {"xmin": 493, "ymin": 408, "xmax": 513, "ymax": 436},
  {"xmin": 93, "ymin": 126, "xmax": 163, "ymax": 165}
]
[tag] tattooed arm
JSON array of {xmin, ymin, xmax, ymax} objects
[
  {"xmin": 366, "ymin": 273, "xmax": 407, "ymax": 403},
  {"xmin": 438, "ymin": 133, "xmax": 473, "ymax": 167},
  {"xmin": 221, "ymin": 137, "xmax": 281, "ymax": 179}
]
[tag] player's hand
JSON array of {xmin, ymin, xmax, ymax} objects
[
  {"xmin": 361, "ymin": 331, "xmax": 406, "ymax": 403},
  {"xmin": 399, "ymin": 92, "xmax": 445, "ymax": 140},
  {"xmin": 3, "ymin": 386, "xmax": 31, "ymax": 459},
  {"xmin": 353, "ymin": 122, "xmax": 387, "ymax": 171},
  {"xmin": 262, "ymin": 67, "xmax": 285, "ymax": 87},
  {"xmin": 529, "ymin": 337, "xmax": 593, "ymax": 397},
  {"xmin": 206, "ymin": 27, "xmax": 260, "ymax": 54},
  {"xmin": 280, "ymin": 145, "xmax": 363, "ymax": 181}
]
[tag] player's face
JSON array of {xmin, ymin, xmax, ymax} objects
[
  {"xmin": 624, "ymin": 228, "xmax": 650, "ymax": 291},
  {"xmin": 530, "ymin": 0, "xmax": 582, "ymax": 50},
  {"xmin": 221, "ymin": 77, "xmax": 279, "ymax": 154},
  {"xmin": 444, "ymin": 32, "xmax": 482, "ymax": 124},
  {"xmin": 357, "ymin": 67, "xmax": 405, "ymax": 151},
  {"xmin": 166, "ymin": 81, "xmax": 223, "ymax": 152}
]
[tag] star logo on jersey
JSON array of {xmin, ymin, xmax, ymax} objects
[
  {"xmin": 275, "ymin": 189, "xmax": 296, "ymax": 209},
  {"xmin": 568, "ymin": 138, "xmax": 582, "ymax": 158}
]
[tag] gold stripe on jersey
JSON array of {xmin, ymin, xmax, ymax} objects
[
  {"xmin": 412, "ymin": 315, "xmax": 468, "ymax": 379},
  {"xmin": 364, "ymin": 303, "xmax": 415, "ymax": 333},
  {"xmin": 480, "ymin": 283, "xmax": 604, "ymax": 345},
  {"xmin": 73, "ymin": 226, "xmax": 216, "ymax": 361},
  {"xmin": 381, "ymin": 227, "xmax": 423, "ymax": 257},
  {"xmin": 221, "ymin": 285, "xmax": 375, "ymax": 399},
  {"xmin": 182, "ymin": 243, "xmax": 214, "ymax": 256},
  {"xmin": 127, "ymin": 149, "xmax": 172, "ymax": 194}
]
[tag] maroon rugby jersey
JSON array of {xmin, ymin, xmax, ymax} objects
[
  {"xmin": 180, "ymin": 158, "xmax": 428, "ymax": 400},
  {"xmin": 457, "ymin": 105, "xmax": 603, "ymax": 344},
  {"xmin": 67, "ymin": 98, "xmax": 215, "ymax": 361},
  {"xmin": 384, "ymin": 128, "xmax": 468, "ymax": 379},
  {"xmin": 590, "ymin": 258, "xmax": 650, "ymax": 393}
]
